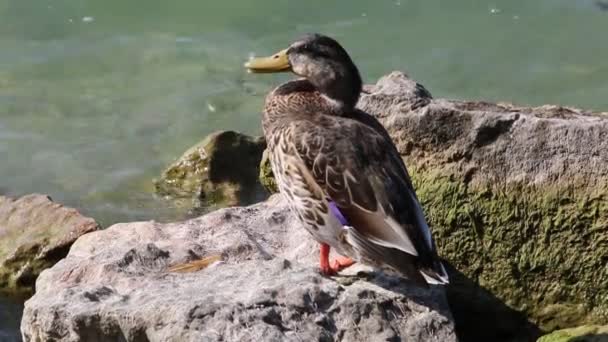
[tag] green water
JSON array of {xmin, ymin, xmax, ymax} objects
[
  {"xmin": 2, "ymin": 0, "xmax": 608, "ymax": 227},
  {"xmin": 1, "ymin": 0, "xmax": 607, "ymax": 337}
]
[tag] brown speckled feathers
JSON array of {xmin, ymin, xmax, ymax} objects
[
  {"xmin": 248, "ymin": 33, "xmax": 448, "ymax": 285},
  {"xmin": 263, "ymin": 79, "xmax": 448, "ymax": 285}
]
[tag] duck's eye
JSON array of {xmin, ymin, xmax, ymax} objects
[{"xmin": 273, "ymin": 55, "xmax": 279, "ymax": 59}]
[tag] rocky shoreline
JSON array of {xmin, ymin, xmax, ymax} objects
[
  {"xmin": 4, "ymin": 71, "xmax": 607, "ymax": 341},
  {"xmin": 20, "ymin": 195, "xmax": 457, "ymax": 341}
]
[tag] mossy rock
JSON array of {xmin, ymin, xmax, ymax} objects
[
  {"xmin": 259, "ymin": 149, "xmax": 278, "ymax": 194},
  {"xmin": 0, "ymin": 194, "xmax": 99, "ymax": 294},
  {"xmin": 537, "ymin": 325, "xmax": 608, "ymax": 342},
  {"xmin": 410, "ymin": 167, "xmax": 607, "ymax": 340},
  {"xmin": 154, "ymin": 130, "xmax": 269, "ymax": 208}
]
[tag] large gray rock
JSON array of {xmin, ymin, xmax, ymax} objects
[
  {"xmin": 0, "ymin": 194, "xmax": 99, "ymax": 294},
  {"xmin": 358, "ymin": 72, "xmax": 608, "ymax": 190},
  {"xmin": 21, "ymin": 194, "xmax": 456, "ymax": 342}
]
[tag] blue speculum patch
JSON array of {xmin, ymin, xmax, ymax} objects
[{"xmin": 328, "ymin": 201, "xmax": 349, "ymax": 226}]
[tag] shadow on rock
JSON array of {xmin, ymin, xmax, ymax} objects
[
  {"xmin": 348, "ymin": 270, "xmax": 452, "ymax": 319},
  {"xmin": 444, "ymin": 262, "xmax": 542, "ymax": 342}
]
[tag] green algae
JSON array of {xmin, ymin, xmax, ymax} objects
[
  {"xmin": 537, "ymin": 325, "xmax": 608, "ymax": 342},
  {"xmin": 259, "ymin": 150, "xmax": 278, "ymax": 194},
  {"xmin": 409, "ymin": 166, "xmax": 608, "ymax": 331}
]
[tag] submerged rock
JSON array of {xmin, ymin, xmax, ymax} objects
[
  {"xmin": 154, "ymin": 130, "xmax": 268, "ymax": 208},
  {"xmin": 537, "ymin": 324, "xmax": 608, "ymax": 342},
  {"xmin": 21, "ymin": 195, "xmax": 456, "ymax": 342},
  {"xmin": 0, "ymin": 194, "xmax": 99, "ymax": 294}
]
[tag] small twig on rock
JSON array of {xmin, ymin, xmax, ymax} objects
[{"xmin": 166, "ymin": 254, "xmax": 223, "ymax": 273}]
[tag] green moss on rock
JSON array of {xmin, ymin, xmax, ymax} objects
[
  {"xmin": 408, "ymin": 167, "xmax": 608, "ymax": 332},
  {"xmin": 259, "ymin": 149, "xmax": 278, "ymax": 194},
  {"xmin": 537, "ymin": 325, "xmax": 608, "ymax": 342}
]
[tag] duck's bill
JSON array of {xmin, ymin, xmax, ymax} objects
[{"xmin": 244, "ymin": 49, "xmax": 290, "ymax": 73}]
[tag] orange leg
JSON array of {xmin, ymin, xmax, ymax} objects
[
  {"xmin": 320, "ymin": 243, "xmax": 333, "ymax": 275},
  {"xmin": 319, "ymin": 243, "xmax": 356, "ymax": 275}
]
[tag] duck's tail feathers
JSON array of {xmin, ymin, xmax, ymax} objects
[{"xmin": 420, "ymin": 261, "xmax": 449, "ymax": 285}]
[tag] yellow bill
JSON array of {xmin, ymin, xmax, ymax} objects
[{"xmin": 244, "ymin": 49, "xmax": 290, "ymax": 73}]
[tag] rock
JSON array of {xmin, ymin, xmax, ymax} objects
[
  {"xmin": 21, "ymin": 195, "xmax": 456, "ymax": 342},
  {"xmin": 0, "ymin": 194, "xmax": 99, "ymax": 294},
  {"xmin": 358, "ymin": 72, "xmax": 608, "ymax": 190},
  {"xmin": 255, "ymin": 72, "xmax": 608, "ymax": 340},
  {"xmin": 154, "ymin": 130, "xmax": 268, "ymax": 208},
  {"xmin": 356, "ymin": 72, "xmax": 608, "ymax": 339},
  {"xmin": 537, "ymin": 325, "xmax": 608, "ymax": 342}
]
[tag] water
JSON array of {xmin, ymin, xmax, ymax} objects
[
  {"xmin": 1, "ymin": 0, "xmax": 607, "ymax": 338},
  {"xmin": 0, "ymin": 295, "xmax": 23, "ymax": 341}
]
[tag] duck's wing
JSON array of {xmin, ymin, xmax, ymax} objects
[{"xmin": 289, "ymin": 117, "xmax": 448, "ymax": 285}]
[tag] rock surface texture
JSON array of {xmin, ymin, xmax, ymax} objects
[
  {"xmin": 0, "ymin": 194, "xmax": 99, "ymax": 294},
  {"xmin": 154, "ymin": 130, "xmax": 268, "ymax": 208},
  {"xmin": 21, "ymin": 195, "xmax": 456, "ymax": 342}
]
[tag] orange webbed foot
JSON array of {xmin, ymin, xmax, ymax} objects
[
  {"xmin": 319, "ymin": 243, "xmax": 356, "ymax": 275},
  {"xmin": 330, "ymin": 256, "xmax": 355, "ymax": 273}
]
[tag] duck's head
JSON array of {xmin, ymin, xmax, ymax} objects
[{"xmin": 245, "ymin": 33, "xmax": 362, "ymax": 110}]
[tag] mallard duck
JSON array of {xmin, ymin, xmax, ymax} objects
[{"xmin": 245, "ymin": 33, "xmax": 448, "ymax": 286}]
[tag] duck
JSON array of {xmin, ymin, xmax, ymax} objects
[{"xmin": 245, "ymin": 33, "xmax": 448, "ymax": 286}]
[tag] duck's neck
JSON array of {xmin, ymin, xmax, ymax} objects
[{"xmin": 309, "ymin": 64, "xmax": 362, "ymax": 112}]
